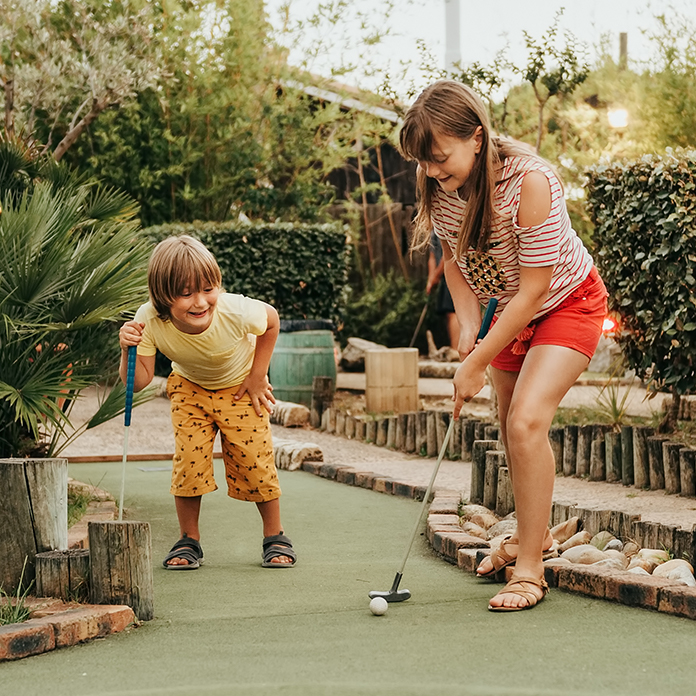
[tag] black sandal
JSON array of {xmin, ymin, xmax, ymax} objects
[
  {"xmin": 162, "ymin": 536, "xmax": 204, "ymax": 570},
  {"xmin": 262, "ymin": 533, "xmax": 297, "ymax": 568}
]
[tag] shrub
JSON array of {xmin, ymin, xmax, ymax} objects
[
  {"xmin": 586, "ymin": 149, "xmax": 696, "ymax": 424},
  {"xmin": 142, "ymin": 221, "xmax": 350, "ymax": 325}
]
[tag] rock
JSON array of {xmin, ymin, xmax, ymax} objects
[
  {"xmin": 604, "ymin": 538, "xmax": 624, "ymax": 552},
  {"xmin": 561, "ymin": 544, "xmax": 608, "ymax": 565},
  {"xmin": 627, "ymin": 558, "xmax": 658, "ymax": 573},
  {"xmin": 486, "ymin": 519, "xmax": 517, "ymax": 539},
  {"xmin": 627, "ymin": 548, "xmax": 670, "ymax": 574},
  {"xmin": 653, "ymin": 559, "xmax": 696, "ymax": 586},
  {"xmin": 592, "ymin": 557, "xmax": 626, "ymax": 572},
  {"xmin": 469, "ymin": 513, "xmax": 499, "ymax": 530},
  {"xmin": 426, "ymin": 330, "xmax": 460, "ymax": 362},
  {"xmin": 460, "ymin": 522, "xmax": 488, "ymax": 540},
  {"xmin": 559, "ymin": 530, "xmax": 592, "ymax": 552},
  {"xmin": 627, "ymin": 566, "xmax": 651, "ymax": 576},
  {"xmin": 603, "ymin": 550, "xmax": 629, "ymax": 569},
  {"xmin": 273, "ymin": 439, "xmax": 323, "ymax": 471},
  {"xmin": 459, "ymin": 504, "xmax": 493, "ymax": 521},
  {"xmin": 622, "ymin": 541, "xmax": 640, "ymax": 557},
  {"xmin": 550, "ymin": 516, "xmax": 581, "ymax": 544},
  {"xmin": 590, "ymin": 531, "xmax": 616, "ymax": 550},
  {"xmin": 339, "ymin": 337, "xmax": 387, "ymax": 372}
]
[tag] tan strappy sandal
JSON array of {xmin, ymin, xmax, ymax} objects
[
  {"xmin": 488, "ymin": 574, "xmax": 549, "ymax": 612},
  {"xmin": 476, "ymin": 532, "xmax": 557, "ymax": 578}
]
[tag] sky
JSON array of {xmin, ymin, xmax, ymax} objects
[{"xmin": 266, "ymin": 0, "xmax": 696, "ymax": 97}]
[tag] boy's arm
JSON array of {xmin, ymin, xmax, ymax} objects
[
  {"xmin": 234, "ymin": 303, "xmax": 279, "ymax": 415},
  {"xmin": 119, "ymin": 320, "xmax": 156, "ymax": 392}
]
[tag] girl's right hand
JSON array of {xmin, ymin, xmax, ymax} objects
[{"xmin": 119, "ymin": 321, "xmax": 145, "ymax": 349}]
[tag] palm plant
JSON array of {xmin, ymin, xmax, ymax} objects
[{"xmin": 0, "ymin": 134, "xmax": 154, "ymax": 458}]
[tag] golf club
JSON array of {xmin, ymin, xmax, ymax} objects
[
  {"xmin": 369, "ymin": 297, "xmax": 499, "ymax": 602},
  {"xmin": 118, "ymin": 344, "xmax": 137, "ymax": 521},
  {"xmin": 409, "ymin": 301, "xmax": 429, "ymax": 348}
]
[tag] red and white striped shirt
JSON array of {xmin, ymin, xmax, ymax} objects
[{"xmin": 432, "ymin": 156, "xmax": 593, "ymax": 320}]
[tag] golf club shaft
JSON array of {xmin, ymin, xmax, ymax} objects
[
  {"xmin": 396, "ymin": 417, "xmax": 455, "ymax": 576},
  {"xmin": 392, "ymin": 297, "xmax": 499, "ymax": 583},
  {"xmin": 118, "ymin": 345, "xmax": 137, "ymax": 522},
  {"xmin": 409, "ymin": 301, "xmax": 428, "ymax": 348}
]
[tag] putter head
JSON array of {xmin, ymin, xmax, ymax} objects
[{"xmin": 368, "ymin": 589, "xmax": 411, "ymax": 603}]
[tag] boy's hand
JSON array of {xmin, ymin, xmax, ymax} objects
[
  {"xmin": 119, "ymin": 320, "xmax": 145, "ymax": 349},
  {"xmin": 235, "ymin": 373, "xmax": 276, "ymax": 417}
]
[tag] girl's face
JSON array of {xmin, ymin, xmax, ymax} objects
[
  {"xmin": 419, "ymin": 128, "xmax": 483, "ymax": 192},
  {"xmin": 169, "ymin": 284, "xmax": 220, "ymax": 334}
]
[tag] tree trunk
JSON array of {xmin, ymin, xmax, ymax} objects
[
  {"xmin": 0, "ymin": 458, "xmax": 68, "ymax": 592},
  {"xmin": 53, "ymin": 98, "xmax": 108, "ymax": 162},
  {"xmin": 3, "ymin": 76, "xmax": 14, "ymax": 137},
  {"xmin": 88, "ymin": 520, "xmax": 154, "ymax": 621}
]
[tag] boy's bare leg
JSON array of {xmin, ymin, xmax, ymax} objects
[
  {"xmin": 166, "ymin": 495, "xmax": 202, "ymax": 566},
  {"xmin": 488, "ymin": 345, "xmax": 589, "ymax": 609},
  {"xmin": 257, "ymin": 498, "xmax": 293, "ymax": 564}
]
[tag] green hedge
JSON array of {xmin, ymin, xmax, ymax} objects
[
  {"xmin": 142, "ymin": 221, "xmax": 350, "ymax": 325},
  {"xmin": 586, "ymin": 150, "xmax": 696, "ymax": 395}
]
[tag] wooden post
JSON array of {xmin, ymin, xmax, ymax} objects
[
  {"xmin": 605, "ymin": 431, "xmax": 622, "ymax": 483},
  {"xmin": 365, "ymin": 418, "xmax": 376, "ymax": 444},
  {"xmin": 365, "ymin": 348, "xmax": 418, "ymax": 413},
  {"xmin": 386, "ymin": 416, "xmax": 397, "ymax": 449},
  {"xmin": 426, "ymin": 411, "xmax": 438, "ymax": 457},
  {"xmin": 395, "ymin": 414, "xmax": 408, "ymax": 450},
  {"xmin": 435, "ymin": 411, "xmax": 450, "ymax": 458},
  {"xmin": 470, "ymin": 440, "xmax": 498, "ymax": 505},
  {"xmin": 0, "ymin": 458, "xmax": 68, "ymax": 592},
  {"xmin": 576, "ymin": 424, "xmax": 593, "ymax": 477},
  {"xmin": 663, "ymin": 441, "xmax": 682, "ymax": 495},
  {"xmin": 375, "ymin": 418, "xmax": 388, "ymax": 447},
  {"xmin": 549, "ymin": 427, "xmax": 564, "ymax": 475},
  {"xmin": 451, "ymin": 417, "xmax": 463, "ymax": 460},
  {"xmin": 35, "ymin": 549, "xmax": 90, "ymax": 601},
  {"xmin": 483, "ymin": 450, "xmax": 505, "ymax": 510},
  {"xmin": 415, "ymin": 411, "xmax": 428, "ymax": 456},
  {"xmin": 620, "ymin": 425, "xmax": 634, "ymax": 486},
  {"xmin": 680, "ymin": 448, "xmax": 696, "ymax": 497},
  {"xmin": 310, "ymin": 376, "xmax": 334, "ymax": 429},
  {"xmin": 589, "ymin": 438, "xmax": 605, "ymax": 481},
  {"xmin": 563, "ymin": 425, "xmax": 578, "ymax": 477},
  {"xmin": 633, "ymin": 426, "xmax": 653, "ymax": 489},
  {"xmin": 89, "ymin": 521, "xmax": 154, "ymax": 621},
  {"xmin": 647, "ymin": 435, "xmax": 669, "ymax": 490},
  {"xmin": 405, "ymin": 413, "xmax": 416, "ymax": 453},
  {"xmin": 462, "ymin": 419, "xmax": 479, "ymax": 461},
  {"xmin": 496, "ymin": 466, "xmax": 515, "ymax": 517}
]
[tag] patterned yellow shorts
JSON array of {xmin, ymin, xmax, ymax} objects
[{"xmin": 166, "ymin": 374, "xmax": 281, "ymax": 502}]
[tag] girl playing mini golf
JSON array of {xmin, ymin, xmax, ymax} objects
[
  {"xmin": 118, "ymin": 235, "xmax": 296, "ymax": 570},
  {"xmin": 399, "ymin": 80, "xmax": 607, "ymax": 611}
]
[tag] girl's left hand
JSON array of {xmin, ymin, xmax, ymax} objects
[
  {"xmin": 452, "ymin": 358, "xmax": 487, "ymax": 419},
  {"xmin": 235, "ymin": 373, "xmax": 276, "ymax": 416}
]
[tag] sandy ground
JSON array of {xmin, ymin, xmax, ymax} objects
[{"xmin": 60, "ymin": 374, "xmax": 696, "ymax": 532}]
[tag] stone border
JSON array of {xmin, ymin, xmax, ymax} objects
[
  {"xmin": 295, "ymin": 448, "xmax": 696, "ymax": 620},
  {"xmin": 0, "ymin": 481, "xmax": 136, "ymax": 662}
]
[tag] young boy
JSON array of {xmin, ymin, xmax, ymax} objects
[{"xmin": 118, "ymin": 235, "xmax": 296, "ymax": 570}]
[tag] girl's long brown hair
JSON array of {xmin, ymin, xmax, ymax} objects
[{"xmin": 399, "ymin": 80, "xmax": 536, "ymax": 258}]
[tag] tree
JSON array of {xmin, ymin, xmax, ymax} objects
[
  {"xmin": 0, "ymin": 133, "xmax": 154, "ymax": 457},
  {"xmin": 0, "ymin": 0, "xmax": 160, "ymax": 160}
]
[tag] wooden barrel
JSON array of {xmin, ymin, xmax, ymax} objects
[
  {"xmin": 365, "ymin": 348, "xmax": 418, "ymax": 414},
  {"xmin": 269, "ymin": 330, "xmax": 336, "ymax": 406}
]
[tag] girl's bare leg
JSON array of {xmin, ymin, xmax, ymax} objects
[{"xmin": 488, "ymin": 344, "xmax": 589, "ymax": 609}]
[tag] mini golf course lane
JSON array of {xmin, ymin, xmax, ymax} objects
[{"xmin": 2, "ymin": 460, "xmax": 696, "ymax": 696}]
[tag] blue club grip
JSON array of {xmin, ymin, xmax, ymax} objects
[
  {"xmin": 477, "ymin": 298, "xmax": 498, "ymax": 340},
  {"xmin": 125, "ymin": 345, "xmax": 137, "ymax": 427}
]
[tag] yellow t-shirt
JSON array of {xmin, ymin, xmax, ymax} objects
[{"xmin": 134, "ymin": 293, "xmax": 268, "ymax": 390}]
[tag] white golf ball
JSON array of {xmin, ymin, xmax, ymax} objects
[{"xmin": 369, "ymin": 596, "xmax": 388, "ymax": 616}]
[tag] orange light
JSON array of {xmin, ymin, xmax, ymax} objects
[{"xmin": 602, "ymin": 317, "xmax": 618, "ymax": 334}]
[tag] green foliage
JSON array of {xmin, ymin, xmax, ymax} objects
[
  {"xmin": 339, "ymin": 271, "xmax": 427, "ymax": 348},
  {"xmin": 0, "ymin": 140, "xmax": 153, "ymax": 457},
  {"xmin": 143, "ymin": 221, "xmax": 350, "ymax": 325},
  {"xmin": 0, "ymin": 558, "xmax": 32, "ymax": 625},
  {"xmin": 585, "ymin": 150, "xmax": 696, "ymax": 398}
]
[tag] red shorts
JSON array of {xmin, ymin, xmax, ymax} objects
[{"xmin": 490, "ymin": 267, "xmax": 608, "ymax": 372}]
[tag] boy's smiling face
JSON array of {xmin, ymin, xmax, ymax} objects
[{"xmin": 169, "ymin": 284, "xmax": 220, "ymax": 334}]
